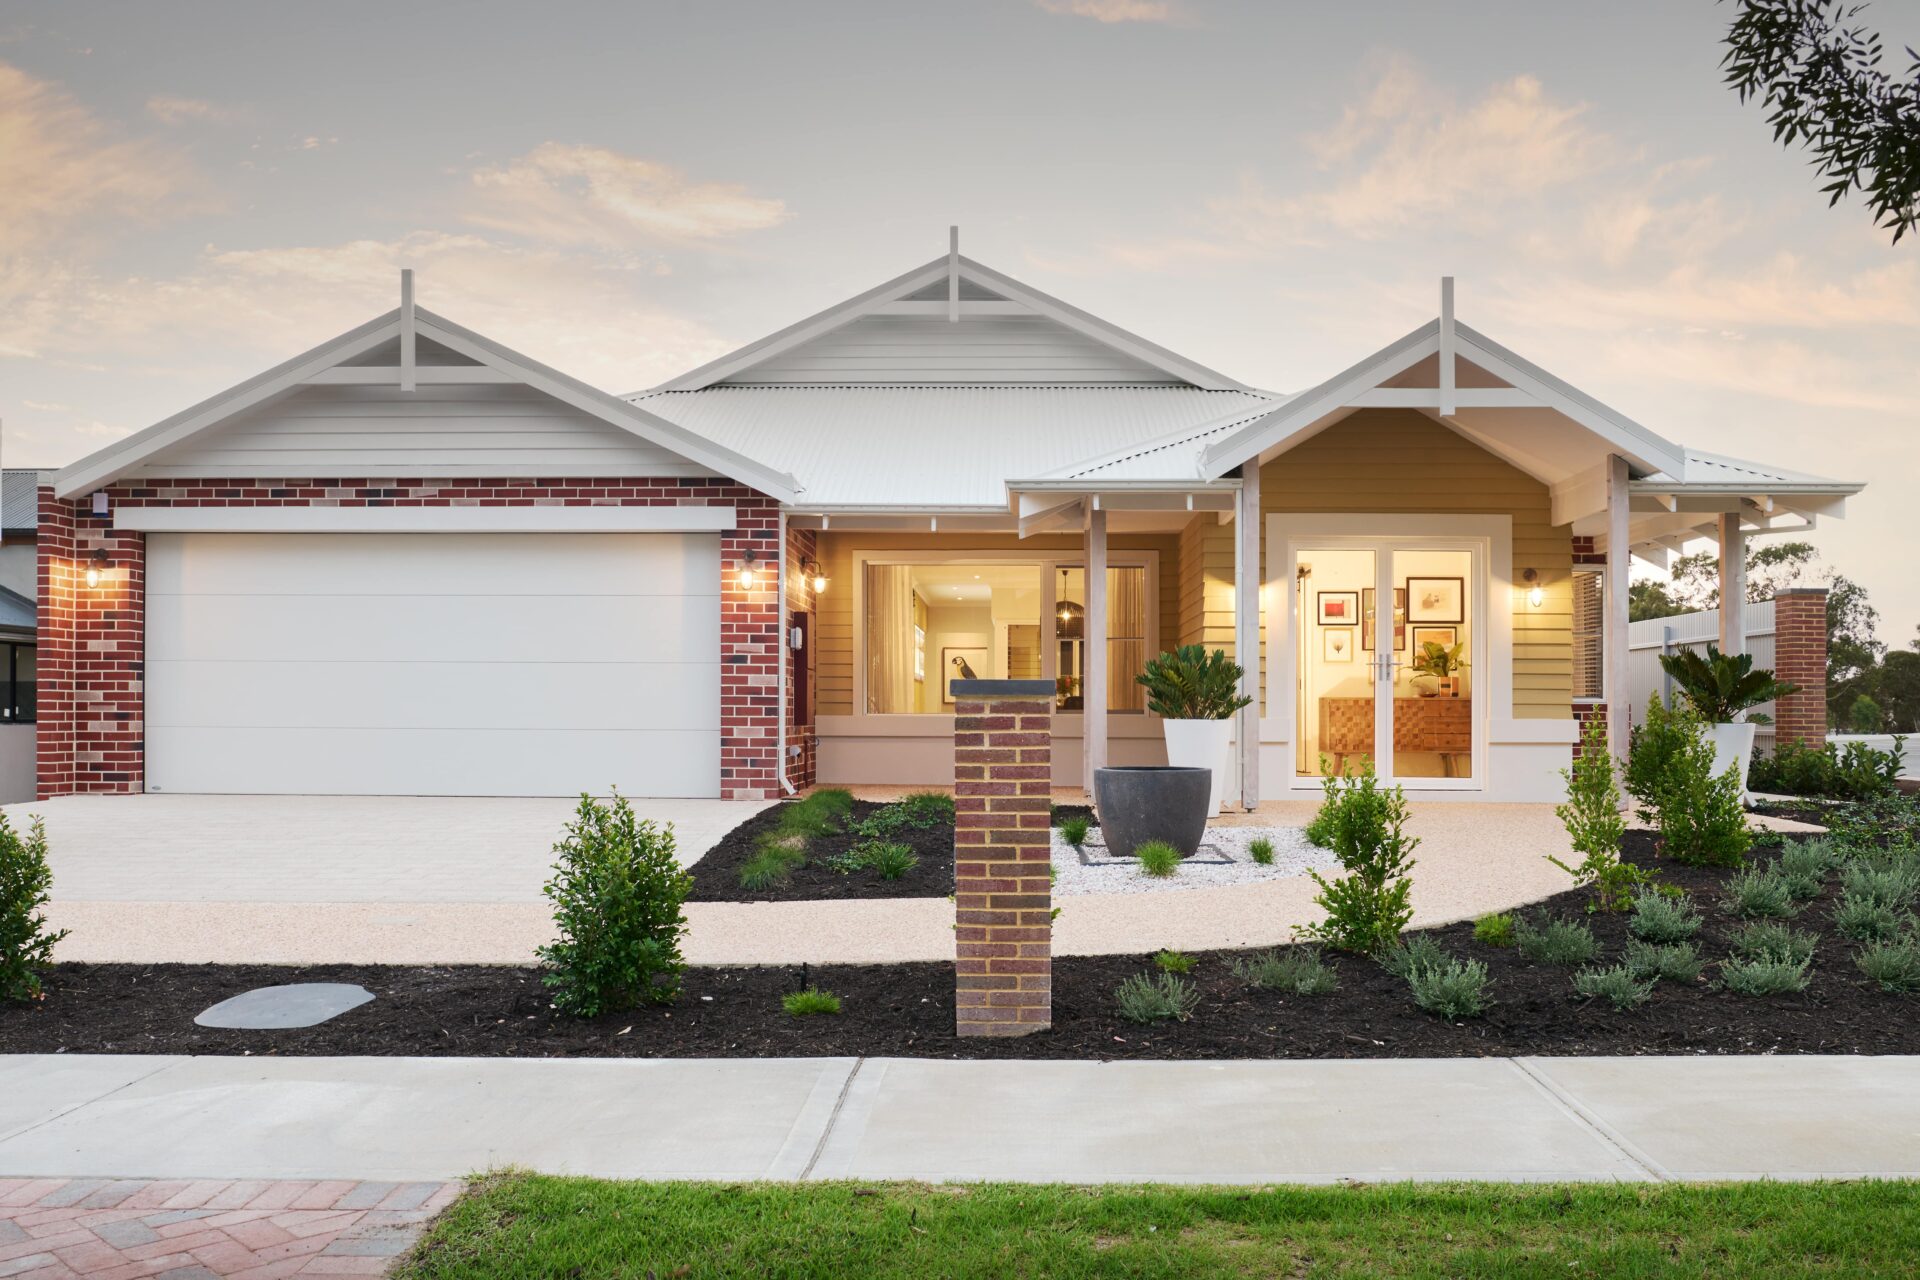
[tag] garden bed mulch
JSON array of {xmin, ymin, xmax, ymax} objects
[
  {"xmin": 686, "ymin": 799, "xmax": 955, "ymax": 902},
  {"xmin": 8, "ymin": 831, "xmax": 1918, "ymax": 1061}
]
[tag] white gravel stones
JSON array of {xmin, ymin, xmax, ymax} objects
[{"xmin": 1050, "ymin": 823, "xmax": 1339, "ymax": 897}]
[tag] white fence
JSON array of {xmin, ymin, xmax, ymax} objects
[
  {"xmin": 1626, "ymin": 601, "xmax": 1777, "ymax": 749},
  {"xmin": 0, "ymin": 725, "xmax": 32, "ymax": 804}
]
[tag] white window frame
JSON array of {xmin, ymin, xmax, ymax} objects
[{"xmin": 849, "ymin": 548, "xmax": 1158, "ymax": 725}]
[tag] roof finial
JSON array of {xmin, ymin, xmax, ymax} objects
[{"xmin": 947, "ymin": 225, "xmax": 960, "ymax": 323}]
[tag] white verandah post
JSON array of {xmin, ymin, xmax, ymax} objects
[
  {"xmin": 1083, "ymin": 505, "xmax": 1109, "ymax": 797},
  {"xmin": 1605, "ymin": 454, "xmax": 1632, "ymax": 770},
  {"xmin": 1236, "ymin": 464, "xmax": 1262, "ymax": 810},
  {"xmin": 1718, "ymin": 511, "xmax": 1747, "ymax": 658}
]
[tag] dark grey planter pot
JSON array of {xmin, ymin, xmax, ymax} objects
[{"xmin": 1093, "ymin": 766, "xmax": 1211, "ymax": 859}]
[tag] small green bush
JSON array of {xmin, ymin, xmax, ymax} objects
[
  {"xmin": 1629, "ymin": 888, "xmax": 1703, "ymax": 944},
  {"xmin": 1657, "ymin": 709, "xmax": 1753, "ymax": 868},
  {"xmin": 1407, "ymin": 957, "xmax": 1492, "ymax": 1020},
  {"xmin": 1625, "ymin": 694, "xmax": 1695, "ymax": 813},
  {"xmin": 1854, "ymin": 935, "xmax": 1920, "ymax": 994},
  {"xmin": 1472, "ymin": 912, "xmax": 1516, "ymax": 948},
  {"xmin": 1624, "ymin": 939, "xmax": 1705, "ymax": 984},
  {"xmin": 1302, "ymin": 767, "xmax": 1419, "ymax": 954},
  {"xmin": 1721, "ymin": 954, "xmax": 1812, "ymax": 996},
  {"xmin": 853, "ymin": 791, "xmax": 953, "ymax": 840},
  {"xmin": 1833, "ymin": 892, "xmax": 1914, "ymax": 943},
  {"xmin": 741, "ymin": 834, "xmax": 807, "ymax": 889},
  {"xmin": 1114, "ymin": 971, "xmax": 1200, "ymax": 1023},
  {"xmin": 1514, "ymin": 915, "xmax": 1602, "ymax": 967},
  {"xmin": 1153, "ymin": 948, "xmax": 1196, "ymax": 974},
  {"xmin": 866, "ymin": 841, "xmax": 919, "ymax": 880},
  {"xmin": 1777, "ymin": 839, "xmax": 1840, "ymax": 900},
  {"xmin": 538, "ymin": 792, "xmax": 692, "ymax": 1017},
  {"xmin": 1750, "ymin": 737, "xmax": 1905, "ymax": 800},
  {"xmin": 1839, "ymin": 856, "xmax": 1920, "ymax": 911},
  {"xmin": 1059, "ymin": 816, "xmax": 1092, "ymax": 850},
  {"xmin": 1247, "ymin": 837, "xmax": 1275, "ymax": 866},
  {"xmin": 1135, "ymin": 644, "xmax": 1252, "ymax": 720},
  {"xmin": 1728, "ymin": 920, "xmax": 1818, "ymax": 966},
  {"xmin": 1550, "ymin": 720, "xmax": 1646, "ymax": 910},
  {"xmin": 1723, "ymin": 866, "xmax": 1799, "ymax": 920},
  {"xmin": 1232, "ymin": 947, "xmax": 1338, "ymax": 995},
  {"xmin": 782, "ymin": 987, "xmax": 842, "ymax": 1016},
  {"xmin": 1136, "ymin": 840, "xmax": 1182, "ymax": 877},
  {"xmin": 1572, "ymin": 964, "xmax": 1656, "ymax": 1011},
  {"xmin": 0, "ymin": 815, "xmax": 65, "ymax": 1003},
  {"xmin": 1378, "ymin": 933, "xmax": 1451, "ymax": 980}
]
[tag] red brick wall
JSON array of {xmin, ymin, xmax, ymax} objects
[
  {"xmin": 37, "ymin": 477, "xmax": 788, "ymax": 800},
  {"xmin": 1773, "ymin": 587, "xmax": 1828, "ymax": 747}
]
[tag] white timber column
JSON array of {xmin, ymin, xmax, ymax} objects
[
  {"xmin": 1718, "ymin": 511, "xmax": 1747, "ymax": 657},
  {"xmin": 1236, "ymin": 465, "xmax": 1262, "ymax": 809},
  {"xmin": 1606, "ymin": 454, "xmax": 1633, "ymax": 768},
  {"xmin": 1084, "ymin": 505, "xmax": 1109, "ymax": 797}
]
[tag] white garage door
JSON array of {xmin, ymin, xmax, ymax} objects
[{"xmin": 145, "ymin": 532, "xmax": 721, "ymax": 797}]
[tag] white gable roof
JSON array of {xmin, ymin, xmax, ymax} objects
[{"xmin": 55, "ymin": 306, "xmax": 801, "ymax": 502}]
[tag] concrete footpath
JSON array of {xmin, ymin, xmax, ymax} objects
[{"xmin": 2, "ymin": 1054, "xmax": 1917, "ymax": 1185}]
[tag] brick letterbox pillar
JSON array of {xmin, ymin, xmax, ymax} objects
[
  {"xmin": 952, "ymin": 678, "xmax": 1054, "ymax": 1037},
  {"xmin": 1773, "ymin": 587, "xmax": 1829, "ymax": 747}
]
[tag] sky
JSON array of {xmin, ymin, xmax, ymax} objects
[{"xmin": 2, "ymin": 0, "xmax": 1916, "ymax": 642}]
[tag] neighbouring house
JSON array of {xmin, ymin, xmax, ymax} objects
[
  {"xmin": 0, "ymin": 470, "xmax": 41, "ymax": 801},
  {"xmin": 33, "ymin": 241, "xmax": 1865, "ymax": 803}
]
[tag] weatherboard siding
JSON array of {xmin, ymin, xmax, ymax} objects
[
  {"xmin": 720, "ymin": 314, "xmax": 1178, "ymax": 384},
  {"xmin": 136, "ymin": 383, "xmax": 707, "ymax": 480}
]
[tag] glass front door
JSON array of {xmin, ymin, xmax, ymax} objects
[{"xmin": 1293, "ymin": 539, "xmax": 1480, "ymax": 789}]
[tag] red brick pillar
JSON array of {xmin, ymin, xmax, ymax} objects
[
  {"xmin": 953, "ymin": 679, "xmax": 1053, "ymax": 1037},
  {"xmin": 1773, "ymin": 587, "xmax": 1828, "ymax": 747}
]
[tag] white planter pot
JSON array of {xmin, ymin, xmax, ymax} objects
[
  {"xmin": 1705, "ymin": 721, "xmax": 1758, "ymax": 805},
  {"xmin": 1162, "ymin": 718, "xmax": 1233, "ymax": 816}
]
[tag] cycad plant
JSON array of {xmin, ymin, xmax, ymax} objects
[
  {"xmin": 1657, "ymin": 645, "xmax": 1799, "ymax": 724},
  {"xmin": 1135, "ymin": 645, "xmax": 1252, "ymax": 720}
]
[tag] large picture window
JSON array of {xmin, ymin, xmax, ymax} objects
[
  {"xmin": 1571, "ymin": 569, "xmax": 1604, "ymax": 701},
  {"xmin": 862, "ymin": 558, "xmax": 1151, "ymax": 715}
]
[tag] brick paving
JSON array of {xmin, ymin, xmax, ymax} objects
[{"xmin": 0, "ymin": 1178, "xmax": 460, "ymax": 1278}]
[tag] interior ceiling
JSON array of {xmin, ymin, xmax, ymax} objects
[{"xmin": 909, "ymin": 564, "xmax": 1042, "ymax": 604}]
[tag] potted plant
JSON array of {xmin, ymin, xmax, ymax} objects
[
  {"xmin": 1410, "ymin": 639, "xmax": 1469, "ymax": 698},
  {"xmin": 1135, "ymin": 645, "xmax": 1252, "ymax": 815},
  {"xmin": 1657, "ymin": 645, "xmax": 1800, "ymax": 804}
]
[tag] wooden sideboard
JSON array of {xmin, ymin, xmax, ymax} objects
[{"xmin": 1318, "ymin": 696, "xmax": 1472, "ymax": 775}]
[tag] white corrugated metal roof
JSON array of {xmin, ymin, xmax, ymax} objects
[
  {"xmin": 626, "ymin": 385, "xmax": 1278, "ymax": 507},
  {"xmin": 1645, "ymin": 450, "xmax": 1862, "ymax": 492}
]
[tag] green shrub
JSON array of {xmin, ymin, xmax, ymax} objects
[
  {"xmin": 1839, "ymin": 855, "xmax": 1920, "ymax": 911},
  {"xmin": 1572, "ymin": 964, "xmax": 1656, "ymax": 1011},
  {"xmin": 1854, "ymin": 935, "xmax": 1920, "ymax": 994},
  {"xmin": 1723, "ymin": 866, "xmax": 1799, "ymax": 919},
  {"xmin": 853, "ymin": 791, "xmax": 953, "ymax": 840},
  {"xmin": 1625, "ymin": 694, "xmax": 1695, "ymax": 813},
  {"xmin": 1231, "ymin": 947, "xmax": 1338, "ymax": 995},
  {"xmin": 1777, "ymin": 839, "xmax": 1840, "ymax": 900},
  {"xmin": 1628, "ymin": 888, "xmax": 1703, "ymax": 944},
  {"xmin": 1750, "ymin": 737, "xmax": 1905, "ymax": 800},
  {"xmin": 1247, "ymin": 837, "xmax": 1275, "ymax": 865},
  {"xmin": 866, "ymin": 841, "xmax": 919, "ymax": 880},
  {"xmin": 1134, "ymin": 645, "xmax": 1252, "ymax": 720},
  {"xmin": 1472, "ymin": 912, "xmax": 1516, "ymax": 948},
  {"xmin": 1728, "ymin": 920, "xmax": 1817, "ymax": 965},
  {"xmin": 1136, "ymin": 840, "xmax": 1181, "ymax": 877},
  {"xmin": 1624, "ymin": 939, "xmax": 1705, "ymax": 983},
  {"xmin": 782, "ymin": 987, "xmax": 842, "ymax": 1016},
  {"xmin": 1302, "ymin": 767, "xmax": 1418, "ymax": 954},
  {"xmin": 1833, "ymin": 892, "xmax": 1914, "ymax": 943},
  {"xmin": 1153, "ymin": 948, "xmax": 1196, "ymax": 974},
  {"xmin": 1407, "ymin": 957, "xmax": 1492, "ymax": 1020},
  {"xmin": 1657, "ymin": 711, "xmax": 1753, "ymax": 868},
  {"xmin": 1721, "ymin": 954, "xmax": 1813, "ymax": 996},
  {"xmin": 1059, "ymin": 816, "xmax": 1092, "ymax": 850},
  {"xmin": 1550, "ymin": 720, "xmax": 1645, "ymax": 910},
  {"xmin": 0, "ymin": 815, "xmax": 65, "ymax": 1003},
  {"xmin": 1658, "ymin": 644, "xmax": 1799, "ymax": 724},
  {"xmin": 1114, "ymin": 971, "xmax": 1200, "ymax": 1023},
  {"xmin": 1514, "ymin": 915, "xmax": 1602, "ymax": 966},
  {"xmin": 538, "ymin": 792, "xmax": 692, "ymax": 1017},
  {"xmin": 1378, "ymin": 933, "xmax": 1451, "ymax": 980}
]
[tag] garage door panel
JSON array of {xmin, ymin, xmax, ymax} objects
[
  {"xmin": 148, "ymin": 660, "xmax": 720, "ymax": 731},
  {"xmin": 147, "ymin": 594, "xmax": 718, "ymax": 664},
  {"xmin": 146, "ymin": 727, "xmax": 722, "ymax": 798},
  {"xmin": 148, "ymin": 531, "xmax": 720, "ymax": 597}
]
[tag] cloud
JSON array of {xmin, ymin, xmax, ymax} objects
[
  {"xmin": 145, "ymin": 94, "xmax": 244, "ymax": 125},
  {"xmin": 1033, "ymin": 0, "xmax": 1184, "ymax": 22},
  {"xmin": 0, "ymin": 60, "xmax": 194, "ymax": 254},
  {"xmin": 468, "ymin": 143, "xmax": 790, "ymax": 247}
]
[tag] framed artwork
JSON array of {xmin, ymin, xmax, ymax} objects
[
  {"xmin": 1411, "ymin": 626, "xmax": 1457, "ymax": 656},
  {"xmin": 1362, "ymin": 588, "xmax": 1408, "ymax": 652},
  {"xmin": 1407, "ymin": 576, "xmax": 1465, "ymax": 624},
  {"xmin": 1317, "ymin": 590, "xmax": 1360, "ymax": 626},
  {"xmin": 1323, "ymin": 628, "xmax": 1354, "ymax": 663},
  {"xmin": 942, "ymin": 646, "xmax": 989, "ymax": 704}
]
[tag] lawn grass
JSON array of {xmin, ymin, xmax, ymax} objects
[{"xmin": 397, "ymin": 1173, "xmax": 1920, "ymax": 1279}]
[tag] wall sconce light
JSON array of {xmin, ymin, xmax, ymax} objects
[
  {"xmin": 801, "ymin": 558, "xmax": 829, "ymax": 593},
  {"xmin": 736, "ymin": 550, "xmax": 759, "ymax": 589},
  {"xmin": 85, "ymin": 548, "xmax": 110, "ymax": 589},
  {"xmin": 1522, "ymin": 567, "xmax": 1544, "ymax": 609}
]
